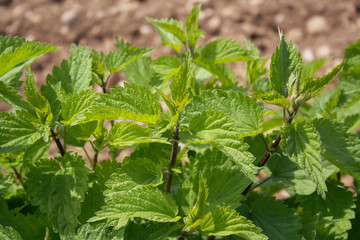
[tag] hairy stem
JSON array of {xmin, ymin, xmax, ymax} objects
[
  {"xmin": 50, "ymin": 127, "xmax": 65, "ymax": 156},
  {"xmin": 89, "ymin": 141, "xmax": 99, "ymax": 170},
  {"xmin": 242, "ymin": 111, "xmax": 295, "ymax": 196},
  {"xmin": 11, "ymin": 166, "xmax": 24, "ymax": 188},
  {"xmin": 164, "ymin": 120, "xmax": 180, "ymax": 193}
]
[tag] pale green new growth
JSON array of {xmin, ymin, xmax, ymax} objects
[
  {"xmin": 61, "ymin": 90, "xmax": 98, "ymax": 126},
  {"xmin": 108, "ymin": 121, "xmax": 168, "ymax": 148},
  {"xmin": 152, "ymin": 56, "xmax": 181, "ymax": 83},
  {"xmin": 186, "ymin": 4, "xmax": 204, "ymax": 50},
  {"xmin": 270, "ymin": 33, "xmax": 302, "ymax": 97},
  {"xmin": 255, "ymin": 90, "xmax": 290, "ymax": 109},
  {"xmin": 90, "ymin": 186, "xmax": 181, "ymax": 223},
  {"xmin": 301, "ymin": 58, "xmax": 330, "ymax": 80},
  {"xmin": 147, "ymin": 18, "xmax": 185, "ymax": 52},
  {"xmin": 195, "ymin": 62, "xmax": 236, "ymax": 87},
  {"xmin": 90, "ymin": 83, "xmax": 162, "ymax": 124},
  {"xmin": 0, "ymin": 36, "xmax": 57, "ymax": 88},
  {"xmin": 184, "ymin": 174, "xmax": 209, "ymax": 231},
  {"xmin": 281, "ymin": 120, "xmax": 327, "ymax": 198},
  {"xmin": 300, "ymin": 62, "xmax": 344, "ymax": 99},
  {"xmin": 195, "ymin": 38, "xmax": 255, "ymax": 64},
  {"xmin": 106, "ymin": 39, "xmax": 153, "ymax": 73},
  {"xmin": 186, "ymin": 89, "xmax": 263, "ymax": 137},
  {"xmin": 200, "ymin": 207, "xmax": 268, "ymax": 240},
  {"xmin": 45, "ymin": 45, "xmax": 92, "ymax": 95},
  {"xmin": 170, "ymin": 52, "xmax": 193, "ymax": 104},
  {"xmin": 0, "ymin": 81, "xmax": 31, "ymax": 111}
]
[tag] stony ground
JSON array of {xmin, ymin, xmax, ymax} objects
[{"xmin": 1, "ymin": 0, "xmax": 359, "ymax": 86}]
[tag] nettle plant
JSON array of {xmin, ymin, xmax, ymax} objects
[{"xmin": 0, "ymin": 5, "xmax": 359, "ymax": 240}]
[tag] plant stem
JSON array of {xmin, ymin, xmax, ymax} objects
[
  {"xmin": 82, "ymin": 146, "xmax": 94, "ymax": 169},
  {"xmin": 164, "ymin": 120, "xmax": 180, "ymax": 193},
  {"xmin": 50, "ymin": 127, "xmax": 65, "ymax": 156},
  {"xmin": 89, "ymin": 141, "xmax": 99, "ymax": 169},
  {"xmin": 242, "ymin": 113, "xmax": 295, "ymax": 196},
  {"xmin": 11, "ymin": 166, "xmax": 24, "ymax": 188}
]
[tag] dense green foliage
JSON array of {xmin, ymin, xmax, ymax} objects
[{"xmin": 0, "ymin": 5, "xmax": 359, "ymax": 240}]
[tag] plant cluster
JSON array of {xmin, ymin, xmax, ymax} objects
[{"xmin": 0, "ymin": 5, "xmax": 359, "ymax": 240}]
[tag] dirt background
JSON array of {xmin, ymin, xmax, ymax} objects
[{"xmin": 1, "ymin": 0, "xmax": 360, "ymax": 87}]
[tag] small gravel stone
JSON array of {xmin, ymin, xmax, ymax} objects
[
  {"xmin": 61, "ymin": 6, "xmax": 81, "ymax": 25},
  {"xmin": 306, "ymin": 16, "xmax": 329, "ymax": 34},
  {"xmin": 316, "ymin": 44, "xmax": 331, "ymax": 58},
  {"xmin": 139, "ymin": 24, "xmax": 152, "ymax": 36},
  {"xmin": 303, "ymin": 47, "xmax": 315, "ymax": 62},
  {"xmin": 287, "ymin": 28, "xmax": 303, "ymax": 42},
  {"xmin": 208, "ymin": 16, "xmax": 221, "ymax": 32}
]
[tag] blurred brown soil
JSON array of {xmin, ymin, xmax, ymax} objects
[{"xmin": 0, "ymin": 0, "xmax": 359, "ymax": 192}]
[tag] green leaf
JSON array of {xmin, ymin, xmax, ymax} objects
[
  {"xmin": 0, "ymin": 200, "xmax": 49, "ymax": 240},
  {"xmin": 26, "ymin": 153, "xmax": 91, "ymax": 236},
  {"xmin": 156, "ymin": 88, "xmax": 177, "ymax": 116},
  {"xmin": 124, "ymin": 57, "xmax": 159, "ymax": 87},
  {"xmin": 24, "ymin": 71, "xmax": 47, "ymax": 110},
  {"xmin": 61, "ymin": 121, "xmax": 97, "ymax": 147},
  {"xmin": 281, "ymin": 120, "xmax": 327, "ymax": 198},
  {"xmin": 200, "ymin": 207, "xmax": 267, "ymax": 240},
  {"xmin": 152, "ymin": 56, "xmax": 181, "ymax": 83},
  {"xmin": 89, "ymin": 186, "xmax": 181, "ymax": 223},
  {"xmin": 121, "ymin": 158, "xmax": 163, "ymax": 187},
  {"xmin": 0, "ymin": 35, "xmax": 26, "ymax": 54},
  {"xmin": 300, "ymin": 62, "xmax": 344, "ymax": 99},
  {"xmin": 45, "ymin": 45, "xmax": 92, "ymax": 94},
  {"xmin": 0, "ymin": 110, "xmax": 43, "ymax": 153},
  {"xmin": 268, "ymin": 152, "xmax": 317, "ymax": 195},
  {"xmin": 185, "ymin": 110, "xmax": 258, "ymax": 182},
  {"xmin": 297, "ymin": 181, "xmax": 356, "ymax": 240},
  {"xmin": 0, "ymin": 37, "xmax": 57, "ymax": 88},
  {"xmin": 270, "ymin": 33, "xmax": 302, "ymax": 97},
  {"xmin": 184, "ymin": 174, "xmax": 208, "ymax": 231},
  {"xmin": 108, "ymin": 121, "xmax": 168, "ymax": 148},
  {"xmin": 267, "ymin": 151, "xmax": 337, "ymax": 197},
  {"xmin": 89, "ymin": 83, "xmax": 162, "ymax": 124},
  {"xmin": 61, "ymin": 90, "xmax": 98, "ymax": 126},
  {"xmin": 312, "ymin": 118, "xmax": 360, "ymax": 180},
  {"xmin": 106, "ymin": 39, "xmax": 153, "ymax": 73},
  {"xmin": 195, "ymin": 39, "xmax": 255, "ymax": 64},
  {"xmin": 176, "ymin": 149, "xmax": 250, "ymax": 218},
  {"xmin": 301, "ymin": 58, "xmax": 330, "ymax": 80},
  {"xmin": 78, "ymin": 160, "xmax": 121, "ymax": 224},
  {"xmin": 245, "ymin": 40, "xmax": 268, "ymax": 85},
  {"xmin": 195, "ymin": 62, "xmax": 236, "ymax": 87},
  {"xmin": 0, "ymin": 81, "xmax": 31, "ymax": 110},
  {"xmin": 339, "ymin": 39, "xmax": 360, "ymax": 102},
  {"xmin": 90, "ymin": 49, "xmax": 109, "ymax": 84},
  {"xmin": 124, "ymin": 220, "xmax": 181, "ymax": 240},
  {"xmin": 170, "ymin": 52, "xmax": 193, "ymax": 104},
  {"xmin": 71, "ymin": 223, "xmax": 125, "ymax": 240},
  {"xmin": 255, "ymin": 90, "xmax": 290, "ymax": 109},
  {"xmin": 0, "ymin": 225, "xmax": 23, "ymax": 240},
  {"xmin": 186, "ymin": 89, "xmax": 263, "ymax": 137},
  {"xmin": 239, "ymin": 195, "xmax": 302, "ymax": 240},
  {"xmin": 186, "ymin": 4, "xmax": 204, "ymax": 49},
  {"xmin": 147, "ymin": 18, "xmax": 185, "ymax": 52}
]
